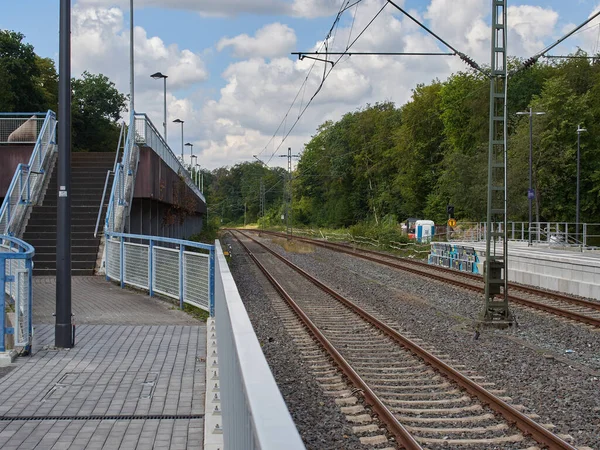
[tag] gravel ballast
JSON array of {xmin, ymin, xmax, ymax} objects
[
  {"xmin": 225, "ymin": 236, "xmax": 366, "ymax": 450},
  {"xmin": 247, "ymin": 232, "xmax": 600, "ymax": 449}
]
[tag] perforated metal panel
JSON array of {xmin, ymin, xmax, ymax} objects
[
  {"xmin": 183, "ymin": 251, "xmax": 209, "ymax": 310},
  {"xmin": 15, "ymin": 268, "xmax": 29, "ymax": 346},
  {"xmin": 106, "ymin": 239, "xmax": 121, "ymax": 281},
  {"xmin": 153, "ymin": 247, "xmax": 179, "ymax": 299},
  {"xmin": 123, "ymin": 242, "xmax": 149, "ymax": 289},
  {"xmin": 1, "ymin": 241, "xmax": 32, "ymax": 348}
]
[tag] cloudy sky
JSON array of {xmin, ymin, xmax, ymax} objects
[{"xmin": 2, "ymin": 0, "xmax": 600, "ymax": 169}]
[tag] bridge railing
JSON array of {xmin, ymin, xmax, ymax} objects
[
  {"xmin": 105, "ymin": 232, "xmax": 215, "ymax": 314},
  {"xmin": 213, "ymin": 240, "xmax": 305, "ymax": 449},
  {"xmin": 0, "ymin": 111, "xmax": 57, "ymax": 236},
  {"xmin": 0, "ymin": 113, "xmax": 46, "ymax": 144},
  {"xmin": 134, "ymin": 113, "xmax": 205, "ymax": 203},
  {"xmin": 0, "ymin": 236, "xmax": 34, "ymax": 353}
]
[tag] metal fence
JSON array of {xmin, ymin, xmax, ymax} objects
[
  {"xmin": 0, "ymin": 113, "xmax": 46, "ymax": 143},
  {"xmin": 134, "ymin": 113, "xmax": 205, "ymax": 203},
  {"xmin": 213, "ymin": 240, "xmax": 305, "ymax": 450},
  {"xmin": 448, "ymin": 221, "xmax": 600, "ymax": 247},
  {"xmin": 0, "ymin": 111, "xmax": 57, "ymax": 236},
  {"xmin": 0, "ymin": 236, "xmax": 34, "ymax": 354},
  {"xmin": 105, "ymin": 232, "xmax": 215, "ymax": 313}
]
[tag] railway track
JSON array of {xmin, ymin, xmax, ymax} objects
[
  {"xmin": 230, "ymin": 229, "xmax": 578, "ymax": 449},
  {"xmin": 251, "ymin": 229, "xmax": 600, "ymax": 328}
]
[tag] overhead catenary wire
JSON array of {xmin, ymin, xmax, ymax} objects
[
  {"xmin": 264, "ymin": 1, "xmax": 389, "ymax": 166},
  {"xmin": 256, "ymin": 0, "xmax": 359, "ymax": 161}
]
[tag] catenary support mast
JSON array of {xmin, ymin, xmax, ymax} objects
[{"xmin": 483, "ymin": 0, "xmax": 511, "ymax": 322}]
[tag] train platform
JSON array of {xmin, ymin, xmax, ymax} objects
[
  {"xmin": 0, "ymin": 276, "xmax": 207, "ymax": 450},
  {"xmin": 453, "ymin": 241, "xmax": 600, "ymax": 299}
]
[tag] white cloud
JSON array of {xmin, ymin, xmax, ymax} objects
[
  {"xmin": 72, "ymin": 4, "xmax": 208, "ymax": 93},
  {"xmin": 508, "ymin": 5, "xmax": 559, "ymax": 56},
  {"xmin": 76, "ymin": 0, "xmax": 340, "ymax": 18},
  {"xmin": 217, "ymin": 23, "xmax": 297, "ymax": 58},
  {"xmin": 69, "ymin": 0, "xmax": 594, "ymax": 170}
]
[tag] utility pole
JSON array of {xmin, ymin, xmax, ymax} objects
[
  {"xmin": 279, "ymin": 147, "xmax": 299, "ymax": 238},
  {"xmin": 483, "ymin": 0, "xmax": 511, "ymax": 324},
  {"xmin": 259, "ymin": 178, "xmax": 265, "ymax": 226},
  {"xmin": 576, "ymin": 125, "xmax": 587, "ymax": 243},
  {"xmin": 56, "ymin": 0, "xmax": 73, "ymax": 348},
  {"xmin": 516, "ymin": 108, "xmax": 546, "ymax": 246}
]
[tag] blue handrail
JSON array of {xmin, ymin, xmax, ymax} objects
[{"xmin": 0, "ymin": 110, "xmax": 57, "ymax": 236}]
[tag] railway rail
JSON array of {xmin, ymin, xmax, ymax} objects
[
  {"xmin": 250, "ymin": 229, "xmax": 600, "ymax": 328},
  {"xmin": 230, "ymin": 229, "xmax": 577, "ymax": 449}
]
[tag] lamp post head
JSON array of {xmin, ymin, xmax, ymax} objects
[
  {"xmin": 516, "ymin": 111, "xmax": 529, "ymax": 116},
  {"xmin": 535, "ymin": 112, "xmax": 546, "ymax": 116},
  {"xmin": 173, "ymin": 119, "xmax": 184, "ymax": 124},
  {"xmin": 577, "ymin": 125, "xmax": 587, "ymax": 133},
  {"xmin": 185, "ymin": 142, "xmax": 193, "ymax": 147},
  {"xmin": 151, "ymin": 72, "xmax": 168, "ymax": 79}
]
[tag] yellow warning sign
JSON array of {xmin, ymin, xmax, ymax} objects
[{"xmin": 447, "ymin": 218, "xmax": 457, "ymax": 227}]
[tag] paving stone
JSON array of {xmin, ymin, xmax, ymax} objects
[{"xmin": 0, "ymin": 276, "xmax": 207, "ymax": 449}]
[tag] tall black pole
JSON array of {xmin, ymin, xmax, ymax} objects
[
  {"xmin": 576, "ymin": 129, "xmax": 580, "ymax": 240},
  {"xmin": 528, "ymin": 108, "xmax": 533, "ymax": 246},
  {"xmin": 56, "ymin": 0, "xmax": 73, "ymax": 348}
]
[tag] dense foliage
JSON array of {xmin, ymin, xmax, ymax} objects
[
  {"xmin": 207, "ymin": 55, "xmax": 600, "ymax": 227},
  {"xmin": 1, "ymin": 30, "xmax": 127, "ymax": 152}
]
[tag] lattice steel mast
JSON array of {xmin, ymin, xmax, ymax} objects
[
  {"xmin": 280, "ymin": 148, "xmax": 299, "ymax": 238},
  {"xmin": 483, "ymin": 0, "xmax": 510, "ymax": 322}
]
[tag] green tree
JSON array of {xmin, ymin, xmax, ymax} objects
[
  {"xmin": 0, "ymin": 30, "xmax": 50, "ymax": 111},
  {"xmin": 71, "ymin": 71, "xmax": 128, "ymax": 152}
]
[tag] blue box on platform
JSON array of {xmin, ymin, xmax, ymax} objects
[{"xmin": 428, "ymin": 243, "xmax": 480, "ymax": 274}]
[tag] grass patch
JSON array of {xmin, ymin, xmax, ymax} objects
[
  {"xmin": 183, "ymin": 303, "xmax": 210, "ymax": 322},
  {"xmin": 271, "ymin": 237, "xmax": 315, "ymax": 254}
]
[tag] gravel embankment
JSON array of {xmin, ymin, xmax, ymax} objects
[
  {"xmin": 251, "ymin": 233, "xmax": 600, "ymax": 449},
  {"xmin": 226, "ymin": 236, "xmax": 366, "ymax": 450}
]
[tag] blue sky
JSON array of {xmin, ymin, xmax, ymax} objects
[
  {"xmin": 2, "ymin": 1, "xmax": 597, "ymax": 95},
  {"xmin": 2, "ymin": 0, "xmax": 600, "ymax": 168}
]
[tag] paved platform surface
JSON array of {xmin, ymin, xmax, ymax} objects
[{"xmin": 0, "ymin": 276, "xmax": 206, "ymax": 449}]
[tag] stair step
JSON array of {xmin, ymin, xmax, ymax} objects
[
  {"xmin": 34, "ymin": 260, "xmax": 96, "ymax": 269},
  {"xmin": 34, "ymin": 253, "xmax": 98, "ymax": 262},
  {"xmin": 33, "ymin": 269, "xmax": 96, "ymax": 276},
  {"xmin": 32, "ymin": 206, "xmax": 104, "ymax": 213},
  {"xmin": 26, "ymin": 225, "xmax": 98, "ymax": 233},
  {"xmin": 27, "ymin": 218, "xmax": 100, "ymax": 226},
  {"xmin": 24, "ymin": 239, "xmax": 100, "ymax": 246},
  {"xmin": 23, "ymin": 232, "xmax": 99, "ymax": 239},
  {"xmin": 33, "ymin": 246, "xmax": 99, "ymax": 253}
]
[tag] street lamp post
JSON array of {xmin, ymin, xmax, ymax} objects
[
  {"xmin": 185, "ymin": 142, "xmax": 194, "ymax": 170},
  {"xmin": 150, "ymin": 72, "xmax": 168, "ymax": 141},
  {"xmin": 190, "ymin": 154, "xmax": 197, "ymax": 178},
  {"xmin": 195, "ymin": 163, "xmax": 201, "ymax": 190},
  {"xmin": 576, "ymin": 125, "xmax": 587, "ymax": 242},
  {"xmin": 173, "ymin": 119, "xmax": 184, "ymax": 161},
  {"xmin": 516, "ymin": 108, "xmax": 545, "ymax": 246}
]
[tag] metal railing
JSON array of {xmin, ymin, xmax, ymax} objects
[
  {"xmin": 213, "ymin": 240, "xmax": 305, "ymax": 449},
  {"xmin": 0, "ymin": 235, "xmax": 34, "ymax": 353},
  {"xmin": 105, "ymin": 110, "xmax": 137, "ymax": 233},
  {"xmin": 448, "ymin": 221, "xmax": 600, "ymax": 248},
  {"xmin": 94, "ymin": 122, "xmax": 124, "ymax": 237},
  {"xmin": 105, "ymin": 232, "xmax": 215, "ymax": 314},
  {"xmin": 134, "ymin": 113, "xmax": 205, "ymax": 203},
  {"xmin": 0, "ymin": 111, "xmax": 57, "ymax": 236},
  {"xmin": 0, "ymin": 113, "xmax": 46, "ymax": 143}
]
